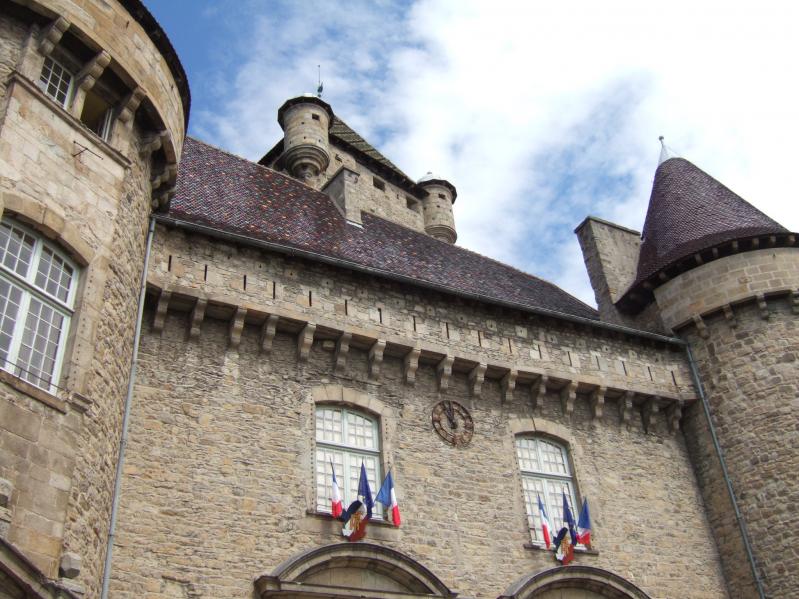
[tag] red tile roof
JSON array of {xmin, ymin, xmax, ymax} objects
[
  {"xmin": 619, "ymin": 157, "xmax": 792, "ymax": 307},
  {"xmin": 166, "ymin": 137, "xmax": 598, "ymax": 321}
]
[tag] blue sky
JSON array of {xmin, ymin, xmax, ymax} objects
[{"xmin": 147, "ymin": 0, "xmax": 799, "ymax": 306}]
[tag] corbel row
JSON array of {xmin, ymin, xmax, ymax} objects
[{"xmin": 150, "ymin": 289, "xmax": 691, "ymax": 434}]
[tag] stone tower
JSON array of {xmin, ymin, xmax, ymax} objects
[
  {"xmin": 417, "ymin": 173, "xmax": 458, "ymax": 244},
  {"xmin": 0, "ymin": 1, "xmax": 188, "ymax": 597},
  {"xmin": 277, "ymin": 95, "xmax": 334, "ymax": 181},
  {"xmin": 578, "ymin": 155, "xmax": 799, "ymax": 599}
]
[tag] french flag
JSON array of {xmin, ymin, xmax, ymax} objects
[
  {"xmin": 376, "ymin": 471, "xmax": 401, "ymax": 527},
  {"xmin": 577, "ymin": 498, "xmax": 591, "ymax": 547},
  {"xmin": 330, "ymin": 461, "xmax": 343, "ymax": 518},
  {"xmin": 537, "ymin": 495, "xmax": 552, "ymax": 549}
]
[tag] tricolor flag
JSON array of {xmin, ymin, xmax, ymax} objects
[
  {"xmin": 341, "ymin": 463, "xmax": 373, "ymax": 542},
  {"xmin": 537, "ymin": 495, "xmax": 552, "ymax": 549},
  {"xmin": 330, "ymin": 461, "xmax": 343, "ymax": 518},
  {"xmin": 562, "ymin": 492, "xmax": 577, "ymax": 546},
  {"xmin": 576, "ymin": 498, "xmax": 591, "ymax": 547},
  {"xmin": 376, "ymin": 471, "xmax": 401, "ymax": 527},
  {"xmin": 553, "ymin": 527, "xmax": 574, "ymax": 565}
]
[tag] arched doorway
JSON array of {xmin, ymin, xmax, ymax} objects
[
  {"xmin": 501, "ymin": 566, "xmax": 652, "ymax": 599},
  {"xmin": 255, "ymin": 543, "xmax": 456, "ymax": 599}
]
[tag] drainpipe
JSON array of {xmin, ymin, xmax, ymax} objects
[
  {"xmin": 100, "ymin": 217, "xmax": 155, "ymax": 599},
  {"xmin": 683, "ymin": 343, "xmax": 766, "ymax": 599}
]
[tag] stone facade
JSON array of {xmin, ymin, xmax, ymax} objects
[{"xmin": 0, "ymin": 1, "xmax": 185, "ymax": 596}]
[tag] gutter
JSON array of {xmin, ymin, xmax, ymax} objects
[
  {"xmin": 100, "ymin": 217, "xmax": 156, "ymax": 599},
  {"xmin": 153, "ymin": 214, "xmax": 686, "ymax": 347},
  {"xmin": 683, "ymin": 343, "xmax": 766, "ymax": 599}
]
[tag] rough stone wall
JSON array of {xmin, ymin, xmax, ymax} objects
[
  {"xmin": 109, "ymin": 298, "xmax": 728, "ymax": 599},
  {"xmin": 105, "ymin": 229, "xmax": 731, "ymax": 599},
  {"xmin": 575, "ymin": 217, "xmax": 665, "ymax": 333},
  {"xmin": 0, "ymin": 11, "xmax": 27, "ymax": 108},
  {"xmin": 680, "ymin": 297, "xmax": 798, "ymax": 599}
]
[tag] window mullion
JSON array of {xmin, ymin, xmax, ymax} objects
[{"xmin": 6, "ymin": 289, "xmax": 31, "ymax": 378}]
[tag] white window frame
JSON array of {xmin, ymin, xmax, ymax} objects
[
  {"xmin": 516, "ymin": 435, "xmax": 581, "ymax": 546},
  {"xmin": 38, "ymin": 55, "xmax": 74, "ymax": 109},
  {"xmin": 0, "ymin": 217, "xmax": 78, "ymax": 393},
  {"xmin": 315, "ymin": 405, "xmax": 382, "ymax": 517}
]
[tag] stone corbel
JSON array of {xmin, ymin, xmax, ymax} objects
[
  {"xmin": 368, "ymin": 340, "xmax": 386, "ymax": 381},
  {"xmin": 151, "ymin": 164, "xmax": 178, "ymax": 190},
  {"xmin": 500, "ymin": 369, "xmax": 517, "ymax": 403},
  {"xmin": 722, "ymin": 303, "xmax": 737, "ymax": 327},
  {"xmin": 531, "ymin": 374, "xmax": 547, "ymax": 410},
  {"xmin": 152, "ymin": 290, "xmax": 171, "ymax": 334},
  {"xmin": 259, "ymin": 314, "xmax": 279, "ymax": 353},
  {"xmin": 228, "ymin": 307, "xmax": 247, "ymax": 349},
  {"xmin": 297, "ymin": 323, "xmax": 316, "ymax": 362},
  {"xmin": 692, "ymin": 314, "xmax": 709, "ymax": 339},
  {"xmin": 755, "ymin": 293, "xmax": 770, "ymax": 320},
  {"xmin": 188, "ymin": 298, "xmax": 206, "ymax": 340},
  {"xmin": 791, "ymin": 290, "xmax": 799, "ymax": 315},
  {"xmin": 436, "ymin": 355, "xmax": 454, "ymax": 392},
  {"xmin": 589, "ymin": 385, "xmax": 606, "ymax": 419},
  {"xmin": 39, "ymin": 17, "xmax": 69, "ymax": 56},
  {"xmin": 560, "ymin": 380, "xmax": 578, "ymax": 417},
  {"xmin": 117, "ymin": 86, "xmax": 145, "ymax": 124},
  {"xmin": 619, "ymin": 391, "xmax": 634, "ymax": 425},
  {"xmin": 468, "ymin": 363, "xmax": 487, "ymax": 398},
  {"xmin": 334, "ymin": 332, "xmax": 351, "ymax": 374},
  {"xmin": 403, "ymin": 347, "xmax": 421, "ymax": 385},
  {"xmin": 151, "ymin": 186, "xmax": 176, "ymax": 210},
  {"xmin": 140, "ymin": 130, "xmax": 167, "ymax": 156},
  {"xmin": 642, "ymin": 397, "xmax": 661, "ymax": 433},
  {"xmin": 667, "ymin": 401, "xmax": 683, "ymax": 434},
  {"xmin": 75, "ymin": 51, "xmax": 111, "ymax": 93}
]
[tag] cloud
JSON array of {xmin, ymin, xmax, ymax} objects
[{"xmin": 194, "ymin": 0, "xmax": 799, "ymax": 306}]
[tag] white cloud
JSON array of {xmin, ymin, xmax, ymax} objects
[{"xmin": 196, "ymin": 0, "xmax": 799, "ymax": 306}]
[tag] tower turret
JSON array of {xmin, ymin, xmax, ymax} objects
[
  {"xmin": 417, "ymin": 173, "xmax": 457, "ymax": 243},
  {"xmin": 277, "ymin": 95, "xmax": 333, "ymax": 181}
]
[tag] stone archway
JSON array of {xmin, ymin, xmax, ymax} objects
[
  {"xmin": 501, "ymin": 566, "xmax": 652, "ymax": 599},
  {"xmin": 255, "ymin": 543, "xmax": 457, "ymax": 599}
]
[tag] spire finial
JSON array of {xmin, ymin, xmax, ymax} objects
[
  {"xmin": 317, "ymin": 65, "xmax": 323, "ymax": 98},
  {"xmin": 658, "ymin": 136, "xmax": 678, "ymax": 165}
]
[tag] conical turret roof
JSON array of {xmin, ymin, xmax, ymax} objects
[{"xmin": 619, "ymin": 157, "xmax": 792, "ymax": 307}]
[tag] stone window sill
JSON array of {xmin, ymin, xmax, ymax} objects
[
  {"xmin": 523, "ymin": 542, "xmax": 599, "ymax": 556},
  {"xmin": 301, "ymin": 510, "xmax": 400, "ymax": 541},
  {"xmin": 0, "ymin": 369, "xmax": 66, "ymax": 413},
  {"xmin": 305, "ymin": 509, "xmax": 398, "ymax": 528}
]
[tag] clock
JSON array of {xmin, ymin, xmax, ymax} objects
[{"xmin": 431, "ymin": 400, "xmax": 474, "ymax": 447}]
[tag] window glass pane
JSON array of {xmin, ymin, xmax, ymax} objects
[
  {"xmin": 521, "ymin": 476, "xmax": 546, "ymax": 542},
  {"xmin": 540, "ymin": 439, "xmax": 569, "ymax": 475},
  {"xmin": 34, "ymin": 246, "xmax": 74, "ymax": 304},
  {"xmin": 315, "ymin": 448, "xmax": 344, "ymax": 512},
  {"xmin": 16, "ymin": 297, "xmax": 64, "ymax": 388},
  {"xmin": 0, "ymin": 278, "xmax": 23, "ymax": 363},
  {"xmin": 516, "ymin": 437, "xmax": 541, "ymax": 472},
  {"xmin": 315, "ymin": 407, "xmax": 343, "ymax": 444},
  {"xmin": 546, "ymin": 479, "xmax": 575, "ymax": 534},
  {"xmin": 346, "ymin": 411, "xmax": 377, "ymax": 450},
  {"xmin": 39, "ymin": 57, "xmax": 72, "ymax": 107},
  {"xmin": 0, "ymin": 222, "xmax": 35, "ymax": 277}
]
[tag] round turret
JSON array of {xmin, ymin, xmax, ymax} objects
[
  {"xmin": 417, "ymin": 173, "xmax": 457, "ymax": 244},
  {"xmin": 278, "ymin": 95, "xmax": 334, "ymax": 181}
]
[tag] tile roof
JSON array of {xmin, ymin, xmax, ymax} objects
[
  {"xmin": 328, "ymin": 118, "xmax": 414, "ymax": 184},
  {"xmin": 620, "ymin": 157, "xmax": 791, "ymax": 304},
  {"xmin": 167, "ymin": 137, "xmax": 598, "ymax": 321}
]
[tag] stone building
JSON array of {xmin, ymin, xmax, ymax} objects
[{"xmin": 0, "ymin": 2, "xmax": 796, "ymax": 599}]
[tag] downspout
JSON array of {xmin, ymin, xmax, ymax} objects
[
  {"xmin": 683, "ymin": 343, "xmax": 766, "ymax": 599},
  {"xmin": 100, "ymin": 217, "xmax": 155, "ymax": 599}
]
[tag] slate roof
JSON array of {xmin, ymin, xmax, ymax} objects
[
  {"xmin": 329, "ymin": 118, "xmax": 412, "ymax": 182},
  {"xmin": 167, "ymin": 137, "xmax": 598, "ymax": 321},
  {"xmin": 620, "ymin": 157, "xmax": 792, "ymax": 305}
]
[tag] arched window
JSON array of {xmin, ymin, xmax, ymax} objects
[
  {"xmin": 516, "ymin": 435, "xmax": 579, "ymax": 545},
  {"xmin": 0, "ymin": 217, "xmax": 78, "ymax": 392},
  {"xmin": 315, "ymin": 406, "xmax": 382, "ymax": 515}
]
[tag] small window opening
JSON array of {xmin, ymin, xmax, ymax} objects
[
  {"xmin": 671, "ymin": 370, "xmax": 678, "ymax": 386},
  {"xmin": 595, "ymin": 355, "xmax": 601, "ymax": 369},
  {"xmin": 203, "ymin": 264, "xmax": 208, "ymax": 281},
  {"xmin": 243, "ymin": 275, "xmax": 247, "ymax": 290},
  {"xmin": 406, "ymin": 196, "xmax": 420, "ymax": 212},
  {"xmin": 308, "ymin": 290, "xmax": 313, "ymax": 306},
  {"xmin": 647, "ymin": 366, "xmax": 654, "ymax": 381},
  {"xmin": 438, "ymin": 193, "xmax": 446, "ymax": 200},
  {"xmin": 272, "ymin": 281, "xmax": 277, "ymax": 299},
  {"xmin": 621, "ymin": 360, "xmax": 628, "ymax": 376},
  {"xmin": 167, "ymin": 255, "xmax": 172, "ymax": 272},
  {"xmin": 477, "ymin": 330, "xmax": 482, "ymax": 347},
  {"xmin": 373, "ymin": 178, "xmax": 385, "ymax": 191},
  {"xmin": 412, "ymin": 315, "xmax": 417, "ymax": 332},
  {"xmin": 444, "ymin": 322, "xmax": 450, "ymax": 339},
  {"xmin": 80, "ymin": 88, "xmax": 114, "ymax": 140},
  {"xmin": 507, "ymin": 338, "xmax": 513, "ymax": 354},
  {"xmin": 312, "ymin": 113, "xmax": 320, "ymax": 121},
  {"xmin": 377, "ymin": 307, "xmax": 383, "ymax": 324},
  {"xmin": 344, "ymin": 299, "xmax": 349, "ymax": 315},
  {"xmin": 38, "ymin": 56, "xmax": 73, "ymax": 107}
]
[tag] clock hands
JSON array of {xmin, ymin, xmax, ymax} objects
[{"xmin": 444, "ymin": 401, "xmax": 457, "ymax": 429}]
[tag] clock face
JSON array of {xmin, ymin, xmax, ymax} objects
[{"xmin": 431, "ymin": 400, "xmax": 474, "ymax": 447}]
